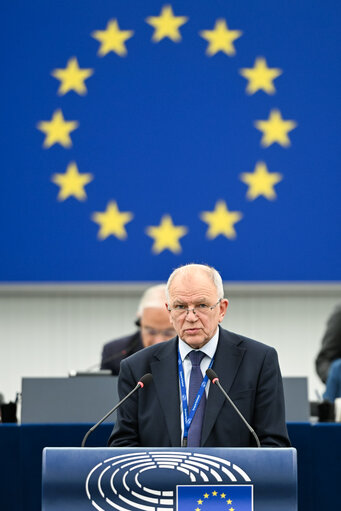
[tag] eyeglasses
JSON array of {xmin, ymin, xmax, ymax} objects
[
  {"xmin": 141, "ymin": 326, "xmax": 176, "ymax": 338},
  {"xmin": 168, "ymin": 299, "xmax": 222, "ymax": 317}
]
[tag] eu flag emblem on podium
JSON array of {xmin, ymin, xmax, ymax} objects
[{"xmin": 177, "ymin": 485, "xmax": 253, "ymax": 511}]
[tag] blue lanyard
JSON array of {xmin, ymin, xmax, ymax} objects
[{"xmin": 178, "ymin": 348, "xmax": 214, "ymax": 446}]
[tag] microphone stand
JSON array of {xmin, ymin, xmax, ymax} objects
[
  {"xmin": 206, "ymin": 369, "xmax": 261, "ymax": 448},
  {"xmin": 81, "ymin": 373, "xmax": 152, "ymax": 447}
]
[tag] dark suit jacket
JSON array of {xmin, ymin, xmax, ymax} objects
[
  {"xmin": 101, "ymin": 331, "xmax": 143, "ymax": 375},
  {"xmin": 315, "ymin": 306, "xmax": 341, "ymax": 383},
  {"xmin": 109, "ymin": 326, "xmax": 290, "ymax": 447}
]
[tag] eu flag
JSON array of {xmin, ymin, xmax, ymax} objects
[
  {"xmin": 177, "ymin": 485, "xmax": 253, "ymax": 511},
  {"xmin": 1, "ymin": 1, "xmax": 340, "ymax": 281}
]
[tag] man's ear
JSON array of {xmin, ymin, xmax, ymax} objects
[
  {"xmin": 166, "ymin": 302, "xmax": 175, "ymax": 326},
  {"xmin": 218, "ymin": 299, "xmax": 229, "ymax": 322}
]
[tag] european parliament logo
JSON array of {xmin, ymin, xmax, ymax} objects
[
  {"xmin": 85, "ymin": 451, "xmax": 253, "ymax": 511},
  {"xmin": 177, "ymin": 485, "xmax": 253, "ymax": 511}
]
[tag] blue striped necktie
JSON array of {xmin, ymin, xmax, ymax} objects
[{"xmin": 187, "ymin": 350, "xmax": 206, "ymax": 447}]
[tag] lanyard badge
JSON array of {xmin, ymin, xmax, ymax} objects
[{"xmin": 178, "ymin": 349, "xmax": 214, "ymax": 446}]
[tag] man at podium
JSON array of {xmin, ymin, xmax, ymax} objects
[{"xmin": 109, "ymin": 264, "xmax": 290, "ymax": 448}]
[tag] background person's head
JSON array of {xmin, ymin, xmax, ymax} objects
[
  {"xmin": 166, "ymin": 264, "xmax": 228, "ymax": 349},
  {"xmin": 136, "ymin": 284, "xmax": 176, "ymax": 347}
]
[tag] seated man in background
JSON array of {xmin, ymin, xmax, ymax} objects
[
  {"xmin": 315, "ymin": 305, "xmax": 341, "ymax": 383},
  {"xmin": 323, "ymin": 358, "xmax": 341, "ymax": 402},
  {"xmin": 101, "ymin": 284, "xmax": 176, "ymax": 375}
]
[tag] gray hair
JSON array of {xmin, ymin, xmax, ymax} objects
[
  {"xmin": 166, "ymin": 264, "xmax": 224, "ymax": 301},
  {"xmin": 136, "ymin": 284, "xmax": 167, "ymax": 317}
]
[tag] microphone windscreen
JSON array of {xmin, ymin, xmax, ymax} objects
[
  {"xmin": 139, "ymin": 373, "xmax": 153, "ymax": 387},
  {"xmin": 206, "ymin": 368, "xmax": 218, "ymax": 382}
]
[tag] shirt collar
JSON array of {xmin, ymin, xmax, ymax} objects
[{"xmin": 178, "ymin": 327, "xmax": 219, "ymax": 361}]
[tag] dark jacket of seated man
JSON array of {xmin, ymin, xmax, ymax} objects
[
  {"xmin": 101, "ymin": 332, "xmax": 143, "ymax": 375},
  {"xmin": 108, "ymin": 326, "xmax": 291, "ymax": 448}
]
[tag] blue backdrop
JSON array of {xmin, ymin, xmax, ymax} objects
[{"xmin": 1, "ymin": 0, "xmax": 340, "ymax": 281}]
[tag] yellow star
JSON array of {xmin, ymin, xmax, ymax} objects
[
  {"xmin": 92, "ymin": 201, "xmax": 133, "ymax": 240},
  {"xmin": 195, "ymin": 508, "xmax": 201, "ymax": 511},
  {"xmin": 212, "ymin": 491, "xmax": 218, "ymax": 496},
  {"xmin": 239, "ymin": 57, "xmax": 282, "ymax": 94},
  {"xmin": 203, "ymin": 493, "xmax": 209, "ymax": 499},
  {"xmin": 200, "ymin": 201, "xmax": 243, "ymax": 240},
  {"xmin": 200, "ymin": 19, "xmax": 242, "ymax": 56},
  {"xmin": 146, "ymin": 5, "xmax": 188, "ymax": 42},
  {"xmin": 92, "ymin": 19, "xmax": 134, "ymax": 57},
  {"xmin": 240, "ymin": 161, "xmax": 283, "ymax": 200},
  {"xmin": 51, "ymin": 162, "xmax": 93, "ymax": 201},
  {"xmin": 254, "ymin": 109, "xmax": 297, "ymax": 147},
  {"xmin": 51, "ymin": 57, "xmax": 94, "ymax": 96},
  {"xmin": 220, "ymin": 493, "xmax": 226, "ymax": 498},
  {"xmin": 227, "ymin": 499, "xmax": 232, "ymax": 505},
  {"xmin": 146, "ymin": 215, "xmax": 187, "ymax": 254},
  {"xmin": 197, "ymin": 500, "xmax": 203, "ymax": 505},
  {"xmin": 37, "ymin": 109, "xmax": 79, "ymax": 148},
  {"xmin": 229, "ymin": 508, "xmax": 235, "ymax": 511}
]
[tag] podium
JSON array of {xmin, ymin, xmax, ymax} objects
[{"xmin": 42, "ymin": 447, "xmax": 297, "ymax": 510}]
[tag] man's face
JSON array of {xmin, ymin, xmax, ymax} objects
[
  {"xmin": 167, "ymin": 270, "xmax": 228, "ymax": 349},
  {"xmin": 140, "ymin": 307, "xmax": 176, "ymax": 348}
]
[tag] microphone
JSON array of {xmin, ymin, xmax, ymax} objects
[
  {"xmin": 206, "ymin": 368, "xmax": 261, "ymax": 448},
  {"xmin": 81, "ymin": 373, "xmax": 153, "ymax": 447}
]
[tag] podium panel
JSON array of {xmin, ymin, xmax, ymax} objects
[{"xmin": 42, "ymin": 447, "xmax": 297, "ymax": 511}]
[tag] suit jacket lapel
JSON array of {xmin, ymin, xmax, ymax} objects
[
  {"xmin": 150, "ymin": 339, "xmax": 182, "ymax": 446},
  {"xmin": 201, "ymin": 327, "xmax": 246, "ymax": 445}
]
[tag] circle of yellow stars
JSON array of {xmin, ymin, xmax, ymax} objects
[
  {"xmin": 195, "ymin": 489, "xmax": 236, "ymax": 511},
  {"xmin": 36, "ymin": 4, "xmax": 297, "ymax": 254}
]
